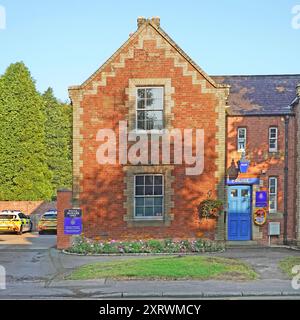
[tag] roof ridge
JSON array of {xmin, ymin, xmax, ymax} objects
[{"xmin": 212, "ymin": 74, "xmax": 300, "ymax": 77}]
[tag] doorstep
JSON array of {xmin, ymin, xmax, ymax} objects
[{"xmin": 226, "ymin": 240, "xmax": 261, "ymax": 248}]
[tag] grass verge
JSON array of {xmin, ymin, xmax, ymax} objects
[
  {"xmin": 67, "ymin": 256, "xmax": 258, "ymax": 281},
  {"xmin": 279, "ymin": 256, "xmax": 300, "ymax": 278}
]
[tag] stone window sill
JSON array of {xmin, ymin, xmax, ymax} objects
[{"xmin": 125, "ymin": 217, "xmax": 172, "ymax": 227}]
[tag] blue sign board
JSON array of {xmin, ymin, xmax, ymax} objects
[
  {"xmin": 238, "ymin": 161, "xmax": 250, "ymax": 173},
  {"xmin": 255, "ymin": 191, "xmax": 268, "ymax": 207},
  {"xmin": 227, "ymin": 178, "xmax": 260, "ymax": 185},
  {"xmin": 64, "ymin": 208, "xmax": 82, "ymax": 235}
]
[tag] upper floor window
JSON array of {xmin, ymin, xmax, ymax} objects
[
  {"xmin": 134, "ymin": 174, "xmax": 164, "ymax": 219},
  {"xmin": 269, "ymin": 127, "xmax": 278, "ymax": 152},
  {"xmin": 237, "ymin": 128, "xmax": 247, "ymax": 152},
  {"xmin": 269, "ymin": 177, "xmax": 278, "ymax": 213},
  {"xmin": 136, "ymin": 87, "xmax": 164, "ymax": 130}
]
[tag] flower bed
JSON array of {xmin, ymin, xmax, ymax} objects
[{"xmin": 66, "ymin": 237, "xmax": 225, "ymax": 255}]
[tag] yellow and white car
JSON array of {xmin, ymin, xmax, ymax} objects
[
  {"xmin": 0, "ymin": 210, "xmax": 32, "ymax": 235},
  {"xmin": 38, "ymin": 210, "xmax": 57, "ymax": 235}
]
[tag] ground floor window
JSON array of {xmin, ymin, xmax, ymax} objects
[{"xmin": 134, "ymin": 174, "xmax": 164, "ymax": 219}]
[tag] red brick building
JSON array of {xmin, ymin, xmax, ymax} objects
[
  {"xmin": 215, "ymin": 76, "xmax": 300, "ymax": 245},
  {"xmin": 60, "ymin": 18, "xmax": 300, "ymax": 248}
]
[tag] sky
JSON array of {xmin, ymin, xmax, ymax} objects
[{"xmin": 0, "ymin": 0, "xmax": 299, "ymax": 102}]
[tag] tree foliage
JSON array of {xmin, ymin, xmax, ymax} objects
[
  {"xmin": 0, "ymin": 62, "xmax": 72, "ymax": 200},
  {"xmin": 42, "ymin": 88, "xmax": 72, "ymax": 198},
  {"xmin": 0, "ymin": 62, "xmax": 53, "ymax": 200}
]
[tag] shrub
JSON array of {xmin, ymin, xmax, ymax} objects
[{"xmin": 67, "ymin": 237, "xmax": 225, "ymax": 255}]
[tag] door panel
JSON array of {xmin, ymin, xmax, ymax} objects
[{"xmin": 228, "ymin": 186, "xmax": 251, "ymax": 240}]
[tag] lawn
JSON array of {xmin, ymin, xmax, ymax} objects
[
  {"xmin": 68, "ymin": 256, "xmax": 258, "ymax": 281},
  {"xmin": 279, "ymin": 256, "xmax": 300, "ymax": 278}
]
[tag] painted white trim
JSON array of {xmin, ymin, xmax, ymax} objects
[
  {"xmin": 269, "ymin": 127, "xmax": 278, "ymax": 152},
  {"xmin": 135, "ymin": 86, "xmax": 164, "ymax": 132},
  {"xmin": 269, "ymin": 177, "xmax": 278, "ymax": 213},
  {"xmin": 133, "ymin": 174, "xmax": 164, "ymax": 219},
  {"xmin": 237, "ymin": 127, "xmax": 247, "ymax": 152}
]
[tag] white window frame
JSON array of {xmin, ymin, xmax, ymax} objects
[
  {"xmin": 269, "ymin": 127, "xmax": 278, "ymax": 152},
  {"xmin": 135, "ymin": 86, "xmax": 164, "ymax": 132},
  {"xmin": 134, "ymin": 174, "xmax": 164, "ymax": 220},
  {"xmin": 237, "ymin": 128, "xmax": 247, "ymax": 152},
  {"xmin": 269, "ymin": 177, "xmax": 278, "ymax": 213}
]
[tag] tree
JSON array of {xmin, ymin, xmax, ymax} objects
[
  {"xmin": 0, "ymin": 62, "xmax": 53, "ymax": 200},
  {"xmin": 42, "ymin": 88, "xmax": 72, "ymax": 198}
]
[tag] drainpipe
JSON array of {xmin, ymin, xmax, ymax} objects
[{"xmin": 283, "ymin": 115, "xmax": 290, "ymax": 245}]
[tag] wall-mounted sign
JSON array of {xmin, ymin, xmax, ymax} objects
[
  {"xmin": 64, "ymin": 208, "xmax": 82, "ymax": 235},
  {"xmin": 253, "ymin": 208, "xmax": 267, "ymax": 226},
  {"xmin": 227, "ymin": 177, "xmax": 260, "ymax": 185},
  {"xmin": 238, "ymin": 160, "xmax": 250, "ymax": 173},
  {"xmin": 255, "ymin": 191, "xmax": 268, "ymax": 207}
]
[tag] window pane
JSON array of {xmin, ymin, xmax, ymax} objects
[
  {"xmin": 136, "ymin": 186, "xmax": 144, "ymax": 195},
  {"xmin": 135, "ymin": 207, "xmax": 144, "ymax": 216},
  {"xmin": 145, "ymin": 120, "xmax": 154, "ymax": 130},
  {"xmin": 137, "ymin": 121, "xmax": 145, "ymax": 130},
  {"xmin": 137, "ymin": 89, "xmax": 145, "ymax": 99},
  {"xmin": 154, "ymin": 206, "xmax": 163, "ymax": 216},
  {"xmin": 137, "ymin": 100, "xmax": 145, "ymax": 109},
  {"xmin": 231, "ymin": 189, "xmax": 238, "ymax": 197},
  {"xmin": 145, "ymin": 207, "xmax": 154, "ymax": 216},
  {"xmin": 154, "ymin": 186, "xmax": 163, "ymax": 195},
  {"xmin": 154, "ymin": 197, "xmax": 163, "ymax": 205},
  {"xmin": 146, "ymin": 98, "xmax": 163, "ymax": 110},
  {"xmin": 238, "ymin": 129, "xmax": 245, "ymax": 138},
  {"xmin": 135, "ymin": 197, "xmax": 144, "ymax": 206},
  {"xmin": 145, "ymin": 186, "xmax": 153, "ymax": 195},
  {"xmin": 146, "ymin": 88, "xmax": 163, "ymax": 100},
  {"xmin": 269, "ymin": 195, "xmax": 276, "ymax": 210},
  {"xmin": 270, "ymin": 186, "xmax": 276, "ymax": 194},
  {"xmin": 145, "ymin": 176, "xmax": 153, "ymax": 185},
  {"xmin": 241, "ymin": 189, "xmax": 249, "ymax": 197},
  {"xmin": 145, "ymin": 197, "xmax": 154, "ymax": 206},
  {"xmin": 154, "ymin": 176, "xmax": 162, "ymax": 185},
  {"xmin": 137, "ymin": 110, "xmax": 145, "ymax": 120},
  {"xmin": 135, "ymin": 176, "xmax": 144, "ymax": 185},
  {"xmin": 238, "ymin": 142, "xmax": 245, "ymax": 150}
]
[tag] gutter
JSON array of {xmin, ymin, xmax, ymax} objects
[{"xmin": 283, "ymin": 116, "xmax": 290, "ymax": 245}]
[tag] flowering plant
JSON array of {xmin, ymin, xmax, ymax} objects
[{"xmin": 197, "ymin": 199, "xmax": 223, "ymax": 219}]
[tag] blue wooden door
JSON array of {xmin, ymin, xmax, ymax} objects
[{"xmin": 228, "ymin": 185, "xmax": 251, "ymax": 240}]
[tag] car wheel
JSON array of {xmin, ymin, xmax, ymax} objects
[
  {"xmin": 18, "ymin": 226, "xmax": 23, "ymax": 235},
  {"xmin": 39, "ymin": 231, "xmax": 43, "ymax": 235}
]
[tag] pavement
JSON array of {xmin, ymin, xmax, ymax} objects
[{"xmin": 0, "ymin": 232, "xmax": 300, "ymax": 299}]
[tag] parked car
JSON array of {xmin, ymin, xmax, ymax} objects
[
  {"xmin": 38, "ymin": 210, "xmax": 57, "ymax": 235},
  {"xmin": 0, "ymin": 210, "xmax": 32, "ymax": 235}
]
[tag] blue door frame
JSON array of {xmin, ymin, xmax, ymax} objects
[{"xmin": 227, "ymin": 185, "xmax": 252, "ymax": 241}]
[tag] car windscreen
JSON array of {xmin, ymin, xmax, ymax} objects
[
  {"xmin": 42, "ymin": 214, "xmax": 57, "ymax": 220},
  {"xmin": 0, "ymin": 215, "xmax": 16, "ymax": 220}
]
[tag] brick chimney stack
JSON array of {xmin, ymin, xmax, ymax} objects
[
  {"xmin": 137, "ymin": 16, "xmax": 160, "ymax": 28},
  {"xmin": 151, "ymin": 16, "xmax": 160, "ymax": 28},
  {"xmin": 137, "ymin": 17, "xmax": 146, "ymax": 28}
]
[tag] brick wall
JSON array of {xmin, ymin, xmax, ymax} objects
[
  {"xmin": 0, "ymin": 201, "xmax": 56, "ymax": 215},
  {"xmin": 57, "ymin": 190, "xmax": 72, "ymax": 250},
  {"xmin": 227, "ymin": 115, "xmax": 297, "ymax": 243},
  {"xmin": 69, "ymin": 20, "xmax": 228, "ymax": 241}
]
